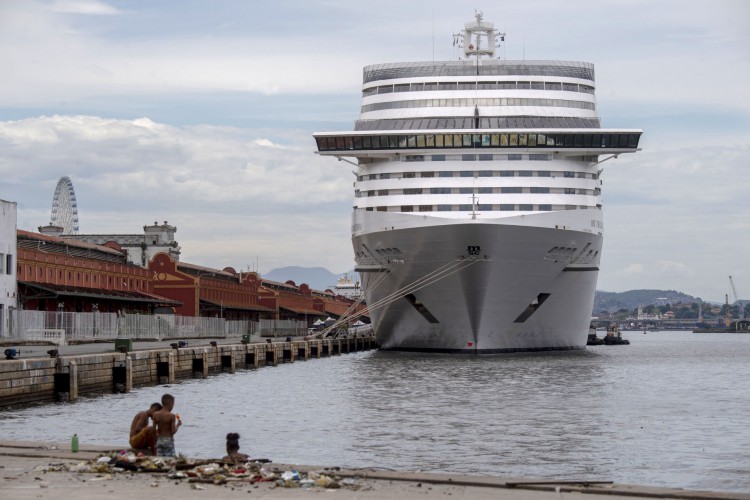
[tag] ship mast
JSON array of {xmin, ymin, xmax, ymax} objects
[{"xmin": 454, "ymin": 11, "xmax": 505, "ymax": 60}]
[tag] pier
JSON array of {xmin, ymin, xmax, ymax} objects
[{"xmin": 0, "ymin": 335, "xmax": 376, "ymax": 407}]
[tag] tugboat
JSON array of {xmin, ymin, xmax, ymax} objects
[{"xmin": 603, "ymin": 325, "xmax": 630, "ymax": 345}]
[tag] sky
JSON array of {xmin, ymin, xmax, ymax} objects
[{"xmin": 0, "ymin": 0, "xmax": 748, "ymax": 302}]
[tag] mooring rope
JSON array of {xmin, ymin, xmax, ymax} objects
[{"xmin": 309, "ymin": 256, "xmax": 483, "ymax": 339}]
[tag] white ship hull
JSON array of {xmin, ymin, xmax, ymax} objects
[{"xmin": 355, "ymin": 211, "xmax": 600, "ymax": 353}]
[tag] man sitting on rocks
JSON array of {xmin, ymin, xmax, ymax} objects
[{"xmin": 129, "ymin": 402, "xmax": 162, "ymax": 455}]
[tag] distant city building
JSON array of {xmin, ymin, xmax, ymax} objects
[
  {"xmin": 0, "ymin": 199, "xmax": 18, "ymax": 336},
  {"xmin": 637, "ymin": 305, "xmax": 661, "ymax": 321},
  {"xmin": 53, "ymin": 220, "xmax": 181, "ymax": 267}
]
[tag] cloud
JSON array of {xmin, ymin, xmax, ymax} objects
[
  {"xmin": 656, "ymin": 260, "xmax": 694, "ymax": 277},
  {"xmin": 1, "ymin": 0, "xmax": 747, "ymax": 113},
  {"xmin": 0, "ymin": 115, "xmax": 355, "ymax": 272},
  {"xmin": 620, "ymin": 264, "xmax": 645, "ymax": 277},
  {"xmin": 50, "ymin": 0, "xmax": 121, "ymax": 15},
  {"xmin": 252, "ymin": 138, "xmax": 290, "ymax": 149}
]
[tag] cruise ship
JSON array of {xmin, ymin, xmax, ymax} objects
[{"xmin": 313, "ymin": 13, "xmax": 641, "ymax": 353}]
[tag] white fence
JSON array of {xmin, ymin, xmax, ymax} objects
[
  {"xmin": 259, "ymin": 319, "xmax": 308, "ymax": 337},
  {"xmin": 1, "ymin": 310, "xmax": 306, "ymax": 342}
]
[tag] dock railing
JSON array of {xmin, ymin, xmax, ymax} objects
[{"xmin": 3, "ymin": 310, "xmax": 276, "ymax": 342}]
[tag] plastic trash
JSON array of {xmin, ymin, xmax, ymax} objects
[
  {"xmin": 196, "ymin": 464, "xmax": 220, "ymax": 476},
  {"xmin": 281, "ymin": 471, "xmax": 295, "ymax": 481},
  {"xmin": 315, "ymin": 475, "xmax": 333, "ymax": 488}
]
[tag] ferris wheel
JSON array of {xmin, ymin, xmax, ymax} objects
[{"xmin": 50, "ymin": 176, "xmax": 80, "ymax": 234}]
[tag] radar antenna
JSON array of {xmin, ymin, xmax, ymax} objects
[
  {"xmin": 50, "ymin": 176, "xmax": 80, "ymax": 234},
  {"xmin": 453, "ymin": 11, "xmax": 506, "ymax": 59}
]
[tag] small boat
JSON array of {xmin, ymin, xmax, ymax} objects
[{"xmin": 603, "ymin": 325, "xmax": 630, "ymax": 345}]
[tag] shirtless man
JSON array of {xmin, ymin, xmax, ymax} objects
[
  {"xmin": 129, "ymin": 402, "xmax": 161, "ymax": 455},
  {"xmin": 152, "ymin": 393, "xmax": 182, "ymax": 457}
]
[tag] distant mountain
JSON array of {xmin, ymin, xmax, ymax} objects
[
  {"xmin": 264, "ymin": 266, "xmax": 702, "ymax": 310},
  {"xmin": 594, "ymin": 289, "xmax": 700, "ymax": 313},
  {"xmin": 263, "ymin": 266, "xmax": 354, "ymax": 292}
]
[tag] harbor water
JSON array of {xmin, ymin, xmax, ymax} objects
[{"xmin": 1, "ymin": 330, "xmax": 749, "ymax": 493}]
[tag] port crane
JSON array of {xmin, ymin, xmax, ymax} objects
[
  {"xmin": 729, "ymin": 275, "xmax": 744, "ymax": 321},
  {"xmin": 724, "ymin": 294, "xmax": 730, "ymax": 328}
]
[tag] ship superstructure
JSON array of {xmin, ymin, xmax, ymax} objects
[
  {"xmin": 332, "ymin": 273, "xmax": 363, "ymax": 300},
  {"xmin": 313, "ymin": 13, "xmax": 641, "ymax": 352}
]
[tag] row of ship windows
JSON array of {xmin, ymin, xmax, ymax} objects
[
  {"xmin": 316, "ymin": 132, "xmax": 641, "ymax": 151},
  {"xmin": 363, "ymin": 81, "xmax": 595, "ymax": 95},
  {"xmin": 358, "ymin": 170, "xmax": 598, "ymax": 181},
  {"xmin": 358, "ymin": 204, "xmax": 598, "ymax": 212},
  {"xmin": 405, "ymin": 153, "xmax": 552, "ymax": 162},
  {"xmin": 357, "ymin": 187, "xmax": 598, "ymax": 196},
  {"xmin": 363, "ymin": 63, "xmax": 594, "ymax": 84},
  {"xmin": 361, "ymin": 97, "xmax": 596, "ymax": 113}
]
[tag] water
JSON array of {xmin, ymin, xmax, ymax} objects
[{"xmin": 2, "ymin": 330, "xmax": 749, "ymax": 493}]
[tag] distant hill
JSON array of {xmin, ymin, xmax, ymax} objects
[
  {"xmin": 263, "ymin": 266, "xmax": 355, "ymax": 291},
  {"xmin": 594, "ymin": 289, "xmax": 700, "ymax": 312},
  {"xmin": 264, "ymin": 266, "xmax": 702, "ymax": 310}
]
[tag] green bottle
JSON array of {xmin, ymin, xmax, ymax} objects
[{"xmin": 71, "ymin": 434, "xmax": 79, "ymax": 453}]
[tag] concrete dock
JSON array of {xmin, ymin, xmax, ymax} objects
[
  {"xmin": 0, "ymin": 440, "xmax": 748, "ymax": 499},
  {"xmin": 0, "ymin": 335, "xmax": 375, "ymax": 407}
]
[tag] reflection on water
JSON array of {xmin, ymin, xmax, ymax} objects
[{"xmin": 1, "ymin": 331, "xmax": 749, "ymax": 493}]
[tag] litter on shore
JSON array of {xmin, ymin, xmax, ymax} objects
[{"xmin": 33, "ymin": 450, "xmax": 364, "ymax": 491}]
